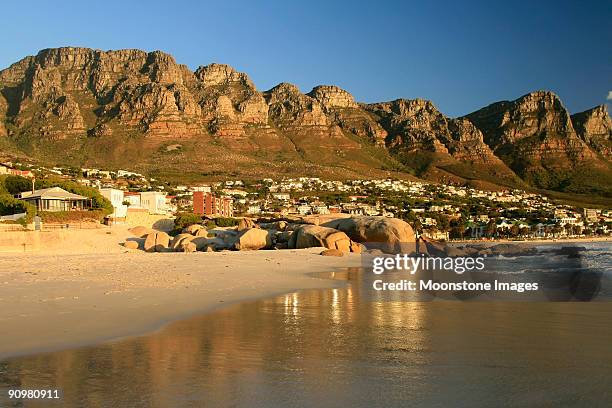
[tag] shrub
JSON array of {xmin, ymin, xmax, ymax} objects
[
  {"xmin": 215, "ymin": 217, "xmax": 240, "ymax": 227},
  {"xmin": 169, "ymin": 212, "xmax": 203, "ymax": 235},
  {"xmin": 38, "ymin": 210, "xmax": 107, "ymax": 223},
  {"xmin": 0, "ymin": 193, "xmax": 35, "ymax": 222},
  {"xmin": 2, "ymin": 175, "xmax": 33, "ymax": 195},
  {"xmin": 174, "ymin": 212, "xmax": 203, "ymax": 229}
]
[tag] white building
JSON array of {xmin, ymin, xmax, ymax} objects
[
  {"xmin": 123, "ymin": 192, "xmax": 142, "ymax": 208},
  {"xmin": 297, "ymin": 205, "xmax": 312, "ymax": 215},
  {"xmin": 191, "ymin": 185, "xmax": 212, "ymax": 193},
  {"xmin": 272, "ymin": 193, "xmax": 291, "ymax": 201},
  {"xmin": 313, "ymin": 205, "xmax": 330, "ymax": 215},
  {"xmin": 140, "ymin": 191, "xmax": 168, "ymax": 214},
  {"xmin": 99, "ymin": 188, "xmax": 128, "ymax": 219},
  {"xmin": 247, "ymin": 205, "xmax": 262, "ymax": 215}
]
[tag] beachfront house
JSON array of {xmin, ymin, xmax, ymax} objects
[
  {"xmin": 123, "ymin": 191, "xmax": 142, "ymax": 207},
  {"xmin": 19, "ymin": 187, "xmax": 89, "ymax": 212},
  {"xmin": 99, "ymin": 188, "xmax": 128, "ymax": 220},
  {"xmin": 140, "ymin": 191, "xmax": 168, "ymax": 215}
]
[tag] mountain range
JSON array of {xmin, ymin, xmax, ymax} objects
[{"xmin": 0, "ymin": 47, "xmax": 610, "ymax": 196}]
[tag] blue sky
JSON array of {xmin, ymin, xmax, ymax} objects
[{"xmin": 1, "ymin": 0, "xmax": 610, "ymax": 117}]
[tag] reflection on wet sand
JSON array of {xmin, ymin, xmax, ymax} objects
[{"xmin": 1, "ymin": 267, "xmax": 612, "ymax": 407}]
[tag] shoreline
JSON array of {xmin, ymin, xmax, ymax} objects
[
  {"xmin": 450, "ymin": 236, "xmax": 612, "ymax": 244},
  {"xmin": 1, "ymin": 230, "xmax": 609, "ymax": 361},
  {"xmin": 0, "ymin": 249, "xmax": 362, "ymax": 360}
]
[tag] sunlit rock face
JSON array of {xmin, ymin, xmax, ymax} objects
[
  {"xmin": 465, "ymin": 91, "xmax": 610, "ymax": 189},
  {"xmin": 0, "ymin": 48, "xmax": 609, "ymax": 193},
  {"xmin": 571, "ymin": 104, "xmax": 612, "ymax": 159},
  {"xmin": 366, "ymin": 98, "xmax": 503, "ymax": 163}
]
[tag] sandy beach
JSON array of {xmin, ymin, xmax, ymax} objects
[
  {"xmin": 0, "ymin": 229, "xmax": 362, "ymax": 359},
  {"xmin": 1, "ymin": 225, "xmax": 608, "ymax": 360}
]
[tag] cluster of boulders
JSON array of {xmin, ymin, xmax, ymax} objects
[{"xmin": 123, "ymin": 216, "xmax": 417, "ymax": 256}]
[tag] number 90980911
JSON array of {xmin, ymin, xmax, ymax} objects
[{"xmin": 8, "ymin": 389, "xmax": 62, "ymax": 399}]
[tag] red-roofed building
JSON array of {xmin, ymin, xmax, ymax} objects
[{"xmin": 0, "ymin": 164, "xmax": 34, "ymax": 178}]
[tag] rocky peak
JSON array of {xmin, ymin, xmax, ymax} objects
[
  {"xmin": 367, "ymin": 98, "xmax": 500, "ymax": 161},
  {"xmin": 464, "ymin": 91, "xmax": 605, "ymax": 190},
  {"xmin": 466, "ymin": 91, "xmax": 575, "ymax": 147},
  {"xmin": 371, "ymin": 98, "xmax": 437, "ymax": 117},
  {"xmin": 264, "ymin": 83, "xmax": 328, "ymax": 127},
  {"xmin": 361, "ymin": 98, "xmax": 519, "ymax": 185},
  {"xmin": 142, "ymin": 50, "xmax": 191, "ymax": 85},
  {"xmin": 307, "ymin": 85, "xmax": 357, "ymax": 111},
  {"xmin": 195, "ymin": 64, "xmax": 267, "ymax": 131},
  {"xmin": 571, "ymin": 104, "xmax": 612, "ymax": 158},
  {"xmin": 194, "ymin": 63, "xmax": 254, "ymax": 89},
  {"xmin": 34, "ymin": 47, "xmax": 119, "ymax": 69},
  {"xmin": 17, "ymin": 47, "xmax": 193, "ymax": 101},
  {"xmin": 264, "ymin": 82, "xmax": 303, "ymax": 102},
  {"xmin": 367, "ymin": 99, "xmax": 448, "ymax": 135}
]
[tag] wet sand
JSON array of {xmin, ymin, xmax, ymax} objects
[
  {"xmin": 3, "ymin": 258, "xmax": 612, "ymax": 407},
  {"xmin": 0, "ymin": 249, "xmax": 361, "ymax": 359},
  {"xmin": 0, "ymin": 226, "xmax": 608, "ymax": 360}
]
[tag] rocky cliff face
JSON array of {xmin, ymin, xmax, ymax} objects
[
  {"xmin": 194, "ymin": 63, "xmax": 268, "ymax": 139},
  {"xmin": 571, "ymin": 104, "xmax": 612, "ymax": 159},
  {"xmin": 363, "ymin": 99, "xmax": 520, "ymax": 185},
  {"xmin": 306, "ymin": 85, "xmax": 387, "ymax": 146},
  {"xmin": 466, "ymin": 91, "xmax": 610, "ymax": 191},
  {"xmin": 365, "ymin": 98, "xmax": 496, "ymax": 159},
  {"xmin": 265, "ymin": 83, "xmax": 329, "ymax": 127},
  {"xmin": 367, "ymin": 99, "xmax": 452, "ymax": 154},
  {"xmin": 0, "ymin": 47, "xmax": 609, "ymax": 194},
  {"xmin": 0, "ymin": 92, "xmax": 8, "ymax": 137},
  {"xmin": 1, "ymin": 48, "xmax": 201, "ymax": 140},
  {"xmin": 0, "ymin": 48, "xmax": 400, "ymax": 179},
  {"xmin": 465, "ymin": 91, "xmax": 586, "ymax": 158},
  {"xmin": 307, "ymin": 85, "xmax": 358, "ymax": 110},
  {"xmin": 263, "ymin": 83, "xmax": 363, "ymax": 160}
]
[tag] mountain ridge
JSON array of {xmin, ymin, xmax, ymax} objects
[{"xmin": 0, "ymin": 47, "xmax": 610, "ymax": 194}]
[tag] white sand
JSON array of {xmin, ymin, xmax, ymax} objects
[{"xmin": 0, "ymin": 228, "xmax": 362, "ymax": 359}]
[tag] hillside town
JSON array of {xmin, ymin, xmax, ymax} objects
[{"xmin": 1, "ymin": 161, "xmax": 611, "ymax": 241}]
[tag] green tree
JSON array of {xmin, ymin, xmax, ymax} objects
[
  {"xmin": 438, "ymin": 215, "xmax": 451, "ymax": 232},
  {"xmin": 412, "ymin": 219, "xmax": 423, "ymax": 234},
  {"xmin": 174, "ymin": 212, "xmax": 202, "ymax": 230},
  {"xmin": 485, "ymin": 220, "xmax": 497, "ymax": 238},
  {"xmin": 3, "ymin": 175, "xmax": 33, "ymax": 195},
  {"xmin": 215, "ymin": 217, "xmax": 240, "ymax": 227},
  {"xmin": 0, "ymin": 194, "xmax": 36, "ymax": 221}
]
